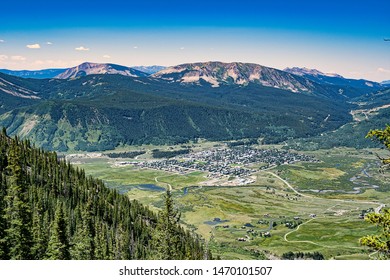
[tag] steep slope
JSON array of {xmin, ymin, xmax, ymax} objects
[
  {"xmin": 0, "ymin": 73, "xmax": 351, "ymax": 151},
  {"xmin": 0, "ymin": 63, "xmax": 367, "ymax": 152},
  {"xmin": 0, "ymin": 73, "xmax": 41, "ymax": 114},
  {"xmin": 56, "ymin": 62, "xmax": 148, "ymax": 79},
  {"xmin": 0, "ymin": 73, "xmax": 40, "ymax": 99},
  {"xmin": 0, "ymin": 131, "xmax": 206, "ymax": 260},
  {"xmin": 286, "ymin": 88, "xmax": 390, "ymax": 150}
]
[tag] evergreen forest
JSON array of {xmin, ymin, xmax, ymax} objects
[{"xmin": 0, "ymin": 129, "xmax": 207, "ymax": 260}]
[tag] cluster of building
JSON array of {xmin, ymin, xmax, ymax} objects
[{"xmin": 130, "ymin": 147, "xmax": 318, "ymax": 179}]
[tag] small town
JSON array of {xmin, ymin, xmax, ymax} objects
[{"xmin": 121, "ymin": 147, "xmax": 319, "ymax": 182}]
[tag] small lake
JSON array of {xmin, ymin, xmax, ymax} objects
[
  {"xmin": 204, "ymin": 217, "xmax": 229, "ymax": 225},
  {"xmin": 114, "ymin": 184, "xmax": 166, "ymax": 194}
]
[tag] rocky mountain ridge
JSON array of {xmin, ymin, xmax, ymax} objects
[{"xmin": 55, "ymin": 62, "xmax": 149, "ymax": 79}]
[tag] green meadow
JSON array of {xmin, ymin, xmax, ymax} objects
[{"xmin": 73, "ymin": 145, "xmax": 389, "ymax": 260}]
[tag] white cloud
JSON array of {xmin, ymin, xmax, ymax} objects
[
  {"xmin": 0, "ymin": 55, "xmax": 8, "ymax": 60},
  {"xmin": 103, "ymin": 55, "xmax": 111, "ymax": 58},
  {"xmin": 133, "ymin": 46, "xmax": 138, "ymax": 49},
  {"xmin": 378, "ymin": 67, "xmax": 390, "ymax": 74},
  {"xmin": 11, "ymin": 55, "xmax": 27, "ymax": 61},
  {"xmin": 46, "ymin": 42, "xmax": 53, "ymax": 45},
  {"xmin": 180, "ymin": 47, "xmax": 185, "ymax": 50},
  {"xmin": 26, "ymin": 43, "xmax": 41, "ymax": 49},
  {"xmin": 75, "ymin": 46, "xmax": 90, "ymax": 51},
  {"xmin": 0, "ymin": 40, "xmax": 4, "ymax": 43}
]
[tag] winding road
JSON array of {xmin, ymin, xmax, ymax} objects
[
  {"xmin": 154, "ymin": 176, "xmax": 172, "ymax": 191},
  {"xmin": 264, "ymin": 170, "xmax": 386, "ymax": 250}
]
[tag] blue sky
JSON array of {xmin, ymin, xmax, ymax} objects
[{"xmin": 0, "ymin": 0, "xmax": 389, "ymax": 81}]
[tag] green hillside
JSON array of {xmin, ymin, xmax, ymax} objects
[
  {"xmin": 285, "ymin": 89, "xmax": 390, "ymax": 150},
  {"xmin": 0, "ymin": 130, "xmax": 207, "ymax": 259},
  {"xmin": 0, "ymin": 72, "xmax": 353, "ymax": 151}
]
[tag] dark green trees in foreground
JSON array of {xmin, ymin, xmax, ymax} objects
[
  {"xmin": 0, "ymin": 130, "xmax": 206, "ymax": 260},
  {"xmin": 360, "ymin": 209, "xmax": 390, "ymax": 259},
  {"xmin": 46, "ymin": 203, "xmax": 71, "ymax": 260},
  {"xmin": 151, "ymin": 190, "xmax": 207, "ymax": 260},
  {"xmin": 360, "ymin": 126, "xmax": 390, "ymax": 259},
  {"xmin": 366, "ymin": 124, "xmax": 390, "ymax": 171}
]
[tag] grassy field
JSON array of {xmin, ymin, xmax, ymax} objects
[
  {"xmin": 274, "ymin": 148, "xmax": 389, "ymax": 193},
  {"xmin": 72, "ymin": 145, "xmax": 389, "ymax": 260},
  {"xmin": 176, "ymin": 183, "xmax": 380, "ymax": 259}
]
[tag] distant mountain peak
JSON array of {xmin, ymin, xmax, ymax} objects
[
  {"xmin": 131, "ymin": 65, "xmax": 166, "ymax": 74},
  {"xmin": 152, "ymin": 61, "xmax": 315, "ymax": 93},
  {"xmin": 284, "ymin": 67, "xmax": 344, "ymax": 79},
  {"xmin": 55, "ymin": 62, "xmax": 148, "ymax": 79},
  {"xmin": 284, "ymin": 66, "xmax": 383, "ymax": 91}
]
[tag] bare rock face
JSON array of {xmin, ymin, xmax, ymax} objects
[{"xmin": 153, "ymin": 61, "xmax": 315, "ymax": 93}]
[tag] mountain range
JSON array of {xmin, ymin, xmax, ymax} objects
[
  {"xmin": 0, "ymin": 61, "xmax": 388, "ymax": 151},
  {"xmin": 0, "ymin": 68, "xmax": 67, "ymax": 79},
  {"xmin": 153, "ymin": 62, "xmax": 315, "ymax": 92},
  {"xmin": 0, "ymin": 64, "xmax": 166, "ymax": 79}
]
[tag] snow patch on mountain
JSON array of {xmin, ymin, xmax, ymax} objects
[{"xmin": 365, "ymin": 82, "xmax": 373, "ymax": 87}]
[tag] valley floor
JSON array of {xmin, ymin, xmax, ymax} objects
[{"xmin": 66, "ymin": 142, "xmax": 389, "ymax": 260}]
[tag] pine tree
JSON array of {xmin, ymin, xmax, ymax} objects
[
  {"xmin": 0, "ymin": 131, "xmax": 206, "ymax": 260},
  {"xmin": 31, "ymin": 196, "xmax": 48, "ymax": 259},
  {"xmin": 360, "ymin": 208, "xmax": 390, "ymax": 259},
  {"xmin": 360, "ymin": 126, "xmax": 390, "ymax": 259},
  {"xmin": 71, "ymin": 200, "xmax": 95, "ymax": 259},
  {"xmin": 46, "ymin": 202, "xmax": 70, "ymax": 260},
  {"xmin": 0, "ymin": 172, "xmax": 8, "ymax": 259},
  {"xmin": 151, "ymin": 190, "xmax": 181, "ymax": 260},
  {"xmin": 366, "ymin": 124, "xmax": 390, "ymax": 172},
  {"xmin": 3, "ymin": 142, "xmax": 33, "ymax": 259}
]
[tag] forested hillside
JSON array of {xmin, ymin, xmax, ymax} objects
[
  {"xmin": 0, "ymin": 129, "xmax": 206, "ymax": 260},
  {"xmin": 0, "ymin": 71, "xmax": 352, "ymax": 151}
]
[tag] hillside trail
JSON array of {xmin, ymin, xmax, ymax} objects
[
  {"xmin": 283, "ymin": 218, "xmax": 362, "ymax": 249},
  {"xmin": 266, "ymin": 170, "xmax": 384, "ymax": 250}
]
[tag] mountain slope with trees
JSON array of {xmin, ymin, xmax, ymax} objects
[
  {"xmin": 2, "ymin": 60, "xmax": 387, "ymax": 152},
  {"xmin": 0, "ymin": 130, "xmax": 206, "ymax": 259},
  {"xmin": 0, "ymin": 70, "xmax": 353, "ymax": 151}
]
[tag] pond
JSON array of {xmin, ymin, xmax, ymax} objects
[
  {"xmin": 114, "ymin": 184, "xmax": 166, "ymax": 194},
  {"xmin": 204, "ymin": 217, "xmax": 229, "ymax": 225}
]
